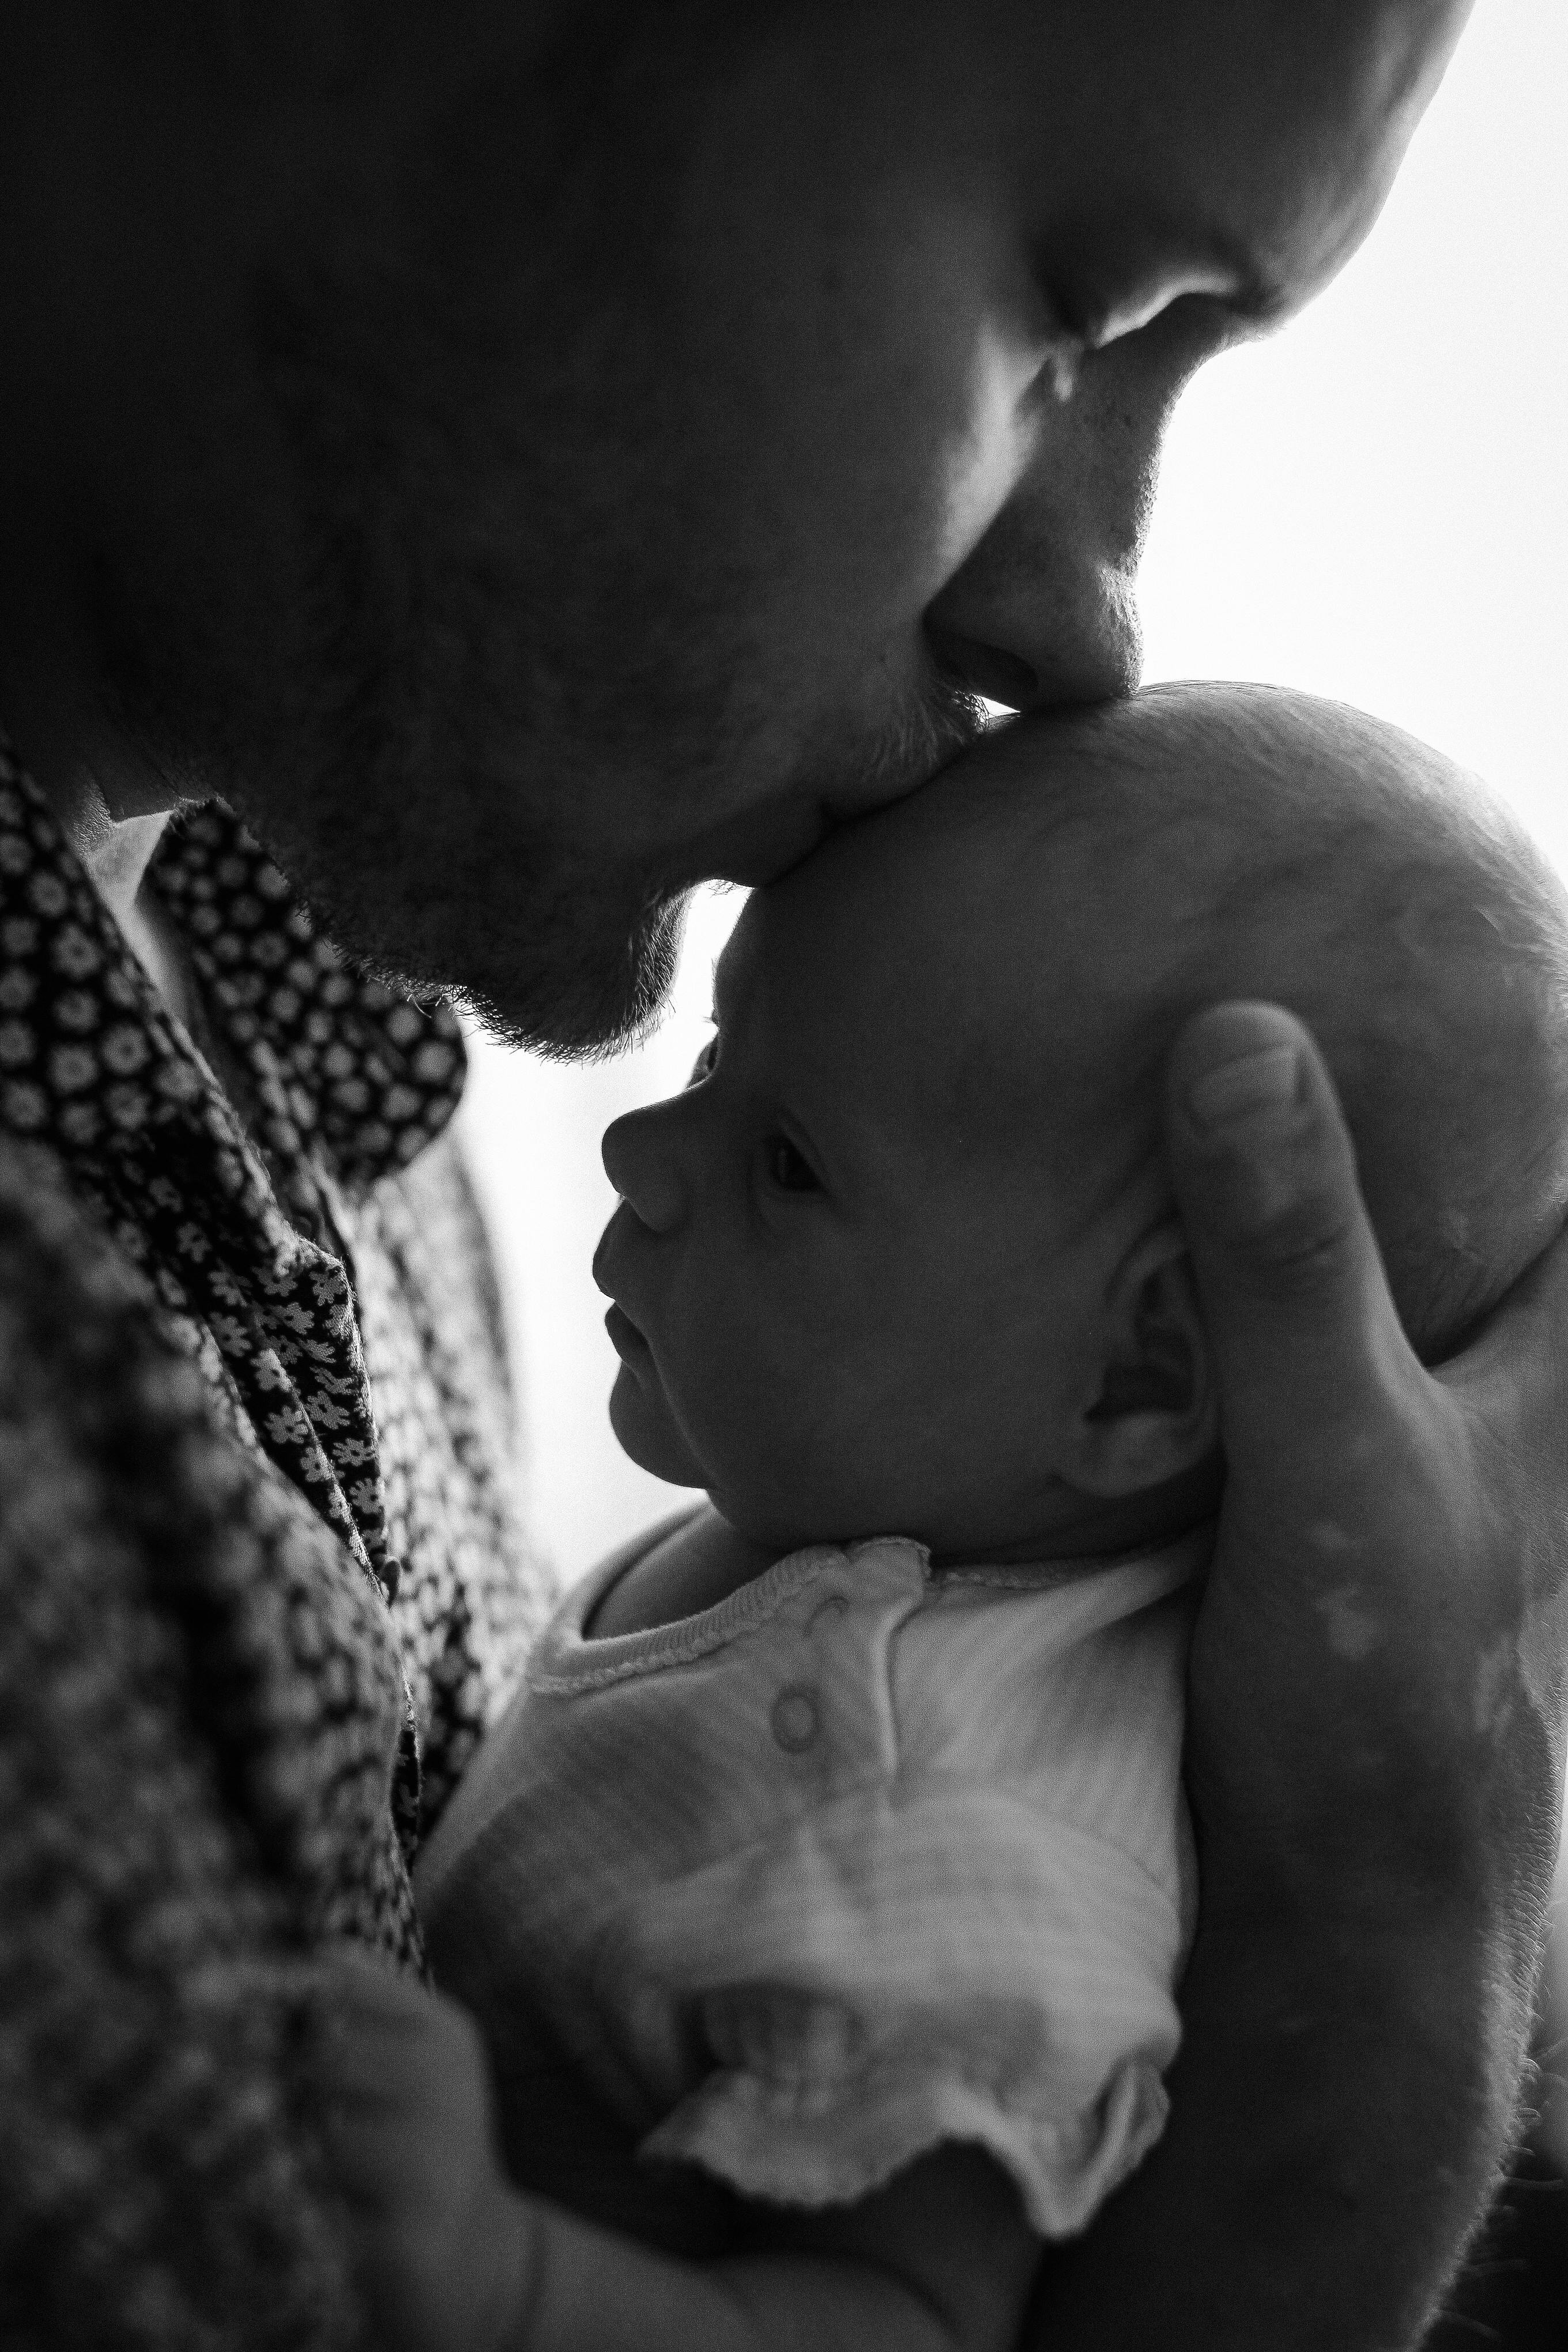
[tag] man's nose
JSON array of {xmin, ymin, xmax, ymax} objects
[
  {"xmin": 924, "ymin": 298, "xmax": 1238, "ymax": 711},
  {"xmin": 601, "ymin": 1102, "xmax": 688, "ymax": 1233}
]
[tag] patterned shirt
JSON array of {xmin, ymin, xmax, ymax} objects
[{"xmin": 0, "ymin": 737, "xmax": 554, "ymax": 2348}]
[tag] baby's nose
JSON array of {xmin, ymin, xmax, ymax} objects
[{"xmin": 601, "ymin": 1103, "xmax": 687, "ymax": 1233}]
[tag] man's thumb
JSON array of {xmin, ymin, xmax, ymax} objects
[{"xmin": 1164, "ymin": 1002, "xmax": 1407, "ymax": 1452}]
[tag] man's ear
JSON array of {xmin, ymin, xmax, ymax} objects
[{"xmin": 1065, "ymin": 1220, "xmax": 1218, "ymax": 1499}]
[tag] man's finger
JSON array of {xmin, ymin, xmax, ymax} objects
[{"xmin": 1164, "ymin": 1001, "xmax": 1414, "ymax": 1470}]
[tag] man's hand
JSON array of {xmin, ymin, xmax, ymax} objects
[
  {"xmin": 1170, "ymin": 1002, "xmax": 1567, "ymax": 1961},
  {"xmin": 1031, "ymin": 1001, "xmax": 1568, "ymax": 2351}
]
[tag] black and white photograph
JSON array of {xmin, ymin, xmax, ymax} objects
[{"xmin": 1, "ymin": 5, "xmax": 1564, "ymax": 2345}]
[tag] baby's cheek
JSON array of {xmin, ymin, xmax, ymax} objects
[
  {"xmin": 716, "ymin": 1373, "xmax": 894, "ymax": 1545},
  {"xmin": 677, "ymin": 1320, "xmax": 839, "ymax": 1538},
  {"xmin": 608, "ymin": 1359, "xmax": 708, "ymax": 1487},
  {"xmin": 641, "ymin": 1284, "xmax": 768, "ymax": 1480}
]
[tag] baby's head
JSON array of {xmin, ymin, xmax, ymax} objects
[{"xmin": 595, "ymin": 683, "xmax": 1568, "ymax": 1563}]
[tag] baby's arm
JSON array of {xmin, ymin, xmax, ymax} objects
[
  {"xmin": 726, "ymin": 2144, "xmax": 1039, "ymax": 2352},
  {"xmin": 314, "ymin": 1948, "xmax": 1038, "ymax": 2352},
  {"xmin": 515, "ymin": 2150, "xmax": 1035, "ymax": 2352}
]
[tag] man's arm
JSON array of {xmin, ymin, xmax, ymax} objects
[
  {"xmin": 1029, "ymin": 1897, "xmax": 1523, "ymax": 2346},
  {"xmin": 1027, "ymin": 1004, "xmax": 1566, "ymax": 2349}
]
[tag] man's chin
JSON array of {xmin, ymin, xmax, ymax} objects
[{"xmin": 455, "ymin": 891, "xmax": 690, "ymax": 1063}]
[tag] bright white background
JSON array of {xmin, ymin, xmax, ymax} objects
[{"xmin": 460, "ymin": 0, "xmax": 1568, "ymax": 1590}]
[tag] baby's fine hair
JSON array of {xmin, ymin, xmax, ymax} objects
[{"xmin": 948, "ymin": 682, "xmax": 1568, "ymax": 1361}]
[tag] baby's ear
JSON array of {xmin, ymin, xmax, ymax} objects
[{"xmin": 1066, "ymin": 1220, "xmax": 1218, "ymax": 1498}]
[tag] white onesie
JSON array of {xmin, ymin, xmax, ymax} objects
[{"xmin": 414, "ymin": 1517, "xmax": 1209, "ymax": 2237}]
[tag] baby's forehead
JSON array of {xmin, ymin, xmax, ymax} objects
[
  {"xmin": 757, "ymin": 683, "xmax": 1539, "ymax": 1107},
  {"xmin": 738, "ymin": 764, "xmax": 1156, "ymax": 1125},
  {"xmin": 826, "ymin": 687, "xmax": 1468, "ymax": 945},
  {"xmin": 752, "ymin": 731, "xmax": 1183, "ymax": 1027},
  {"xmin": 753, "ymin": 679, "xmax": 1545, "ymax": 1084},
  {"xmin": 740, "ymin": 824, "xmax": 1125, "ymax": 1181}
]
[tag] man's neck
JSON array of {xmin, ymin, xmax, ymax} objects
[
  {"xmin": 74, "ymin": 805, "xmax": 174, "ymax": 931},
  {"xmin": 2, "ymin": 674, "xmax": 194, "ymax": 1019}
]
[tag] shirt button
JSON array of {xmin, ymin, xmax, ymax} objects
[{"xmin": 771, "ymin": 1683, "xmax": 819, "ymax": 1752}]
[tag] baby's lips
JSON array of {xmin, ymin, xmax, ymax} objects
[
  {"xmin": 592, "ymin": 1204, "xmax": 657, "ymax": 1339},
  {"xmin": 604, "ymin": 1301, "xmax": 654, "ymax": 1366},
  {"xmin": 591, "ymin": 1204, "xmax": 630, "ymax": 1299}
]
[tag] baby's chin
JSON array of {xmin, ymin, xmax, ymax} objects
[{"xmin": 608, "ymin": 1362, "xmax": 708, "ymax": 1491}]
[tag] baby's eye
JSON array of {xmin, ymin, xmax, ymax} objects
[
  {"xmin": 764, "ymin": 1134, "xmax": 819, "ymax": 1194},
  {"xmin": 687, "ymin": 1034, "xmax": 718, "ymax": 1088}
]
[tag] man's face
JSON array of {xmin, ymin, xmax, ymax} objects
[{"xmin": 89, "ymin": 0, "xmax": 1469, "ymax": 1049}]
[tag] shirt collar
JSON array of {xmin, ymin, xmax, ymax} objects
[
  {"xmin": 0, "ymin": 732, "xmax": 472, "ymax": 1615},
  {"xmin": 0, "ymin": 737, "xmax": 467, "ymax": 1193}
]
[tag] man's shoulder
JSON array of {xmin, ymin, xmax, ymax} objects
[
  {"xmin": 0, "ymin": 1134, "xmax": 149, "ymax": 1379},
  {"xmin": 0, "ymin": 1136, "xmax": 252, "ymax": 1615},
  {"xmin": 0, "ymin": 1133, "xmax": 178, "ymax": 1390},
  {"xmin": 0, "ymin": 1136, "xmax": 369, "ymax": 2346}
]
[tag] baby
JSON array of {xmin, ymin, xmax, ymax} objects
[{"xmin": 353, "ymin": 683, "xmax": 1568, "ymax": 2351}]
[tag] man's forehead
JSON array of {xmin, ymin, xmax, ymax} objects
[
  {"xmin": 1017, "ymin": 2, "xmax": 1458, "ymax": 283},
  {"xmin": 722, "ymin": 0, "xmax": 1467, "ymax": 315}
]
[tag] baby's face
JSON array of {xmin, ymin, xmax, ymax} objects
[{"xmin": 594, "ymin": 839, "xmax": 1122, "ymax": 1559}]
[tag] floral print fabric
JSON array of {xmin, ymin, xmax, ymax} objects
[
  {"xmin": 0, "ymin": 756, "xmax": 460, "ymax": 1607},
  {"xmin": 0, "ymin": 737, "xmax": 552, "ymax": 2346}
]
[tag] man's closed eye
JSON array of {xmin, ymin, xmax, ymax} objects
[{"xmin": 765, "ymin": 1136, "xmax": 819, "ymax": 1193}]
